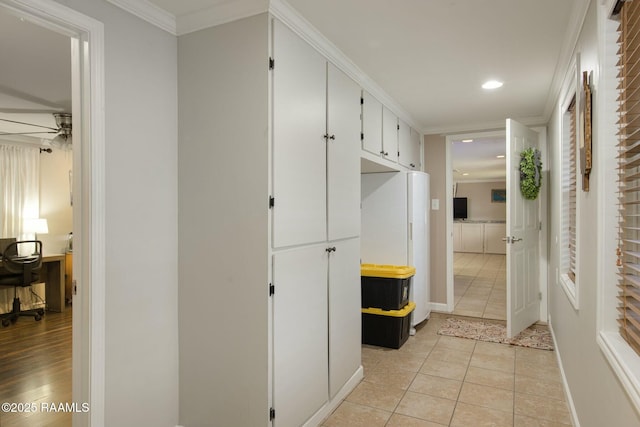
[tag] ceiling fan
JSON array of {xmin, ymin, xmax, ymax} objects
[{"xmin": 0, "ymin": 112, "xmax": 72, "ymax": 149}]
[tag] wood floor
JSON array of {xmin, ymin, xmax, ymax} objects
[{"xmin": 0, "ymin": 308, "xmax": 72, "ymax": 427}]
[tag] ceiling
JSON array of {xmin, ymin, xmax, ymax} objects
[
  {"xmin": 451, "ymin": 135, "xmax": 507, "ymax": 182},
  {"xmin": 0, "ymin": 0, "xmax": 586, "ymax": 178},
  {"xmin": 0, "ymin": 9, "xmax": 70, "ymax": 142}
]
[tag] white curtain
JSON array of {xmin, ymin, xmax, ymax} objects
[{"xmin": 0, "ymin": 144, "xmax": 42, "ymax": 313}]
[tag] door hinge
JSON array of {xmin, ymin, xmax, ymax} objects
[
  {"xmin": 269, "ymin": 57, "xmax": 274, "ymax": 70},
  {"xmin": 397, "ymin": 124, "xmax": 400, "ymax": 130},
  {"xmin": 269, "ymin": 196, "xmax": 274, "ymax": 209},
  {"xmin": 360, "ymin": 96, "xmax": 364, "ymax": 105},
  {"xmin": 539, "ymin": 292, "xmax": 542, "ymax": 301},
  {"xmin": 361, "ymin": 132, "xmax": 364, "ymax": 141},
  {"xmin": 270, "ymin": 407, "xmax": 275, "ymax": 421},
  {"xmin": 269, "ymin": 283, "xmax": 274, "ymax": 296},
  {"xmin": 73, "ymin": 280, "xmax": 77, "ymax": 295},
  {"xmin": 539, "ymin": 221, "xmax": 542, "ymax": 231},
  {"xmin": 397, "ymin": 151, "xmax": 400, "ymax": 158}
]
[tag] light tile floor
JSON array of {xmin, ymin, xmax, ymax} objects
[
  {"xmin": 322, "ymin": 314, "xmax": 572, "ymax": 427},
  {"xmin": 453, "ymin": 253, "xmax": 506, "ymax": 320}
]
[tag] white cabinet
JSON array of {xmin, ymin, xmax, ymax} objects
[
  {"xmin": 453, "ymin": 222, "xmax": 463, "ymax": 252},
  {"xmin": 273, "ymin": 22, "xmax": 327, "ymax": 248},
  {"xmin": 461, "ymin": 223, "xmax": 484, "ymax": 252},
  {"xmin": 327, "ymin": 64, "xmax": 361, "ymax": 241},
  {"xmin": 328, "ymin": 238, "xmax": 361, "ymax": 398},
  {"xmin": 178, "ymin": 16, "xmax": 362, "ymax": 427},
  {"xmin": 453, "ymin": 222, "xmax": 506, "ymax": 254},
  {"xmin": 484, "ymin": 223, "xmax": 507, "ymax": 254},
  {"xmin": 273, "ymin": 245, "xmax": 329, "ymax": 427},
  {"xmin": 361, "ymin": 90, "xmax": 383, "ymax": 156},
  {"xmin": 410, "ymin": 127, "xmax": 422, "ymax": 170},
  {"xmin": 398, "ymin": 119, "xmax": 411, "ymax": 168},
  {"xmin": 382, "ymin": 105, "xmax": 399, "ymax": 163}
]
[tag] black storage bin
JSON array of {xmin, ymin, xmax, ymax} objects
[
  {"xmin": 361, "ymin": 264, "xmax": 415, "ymax": 310},
  {"xmin": 361, "ymin": 302, "xmax": 415, "ymax": 349}
]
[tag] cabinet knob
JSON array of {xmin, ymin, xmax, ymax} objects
[
  {"xmin": 329, "ymin": 134, "xmax": 335, "ymax": 140},
  {"xmin": 410, "ymin": 163, "xmax": 415, "ymax": 168},
  {"xmin": 324, "ymin": 134, "xmax": 336, "ymax": 141}
]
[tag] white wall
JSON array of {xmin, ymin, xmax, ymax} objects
[
  {"xmin": 547, "ymin": 1, "xmax": 640, "ymax": 426},
  {"xmin": 39, "ymin": 149, "xmax": 72, "ymax": 254},
  {"xmin": 177, "ymin": 14, "xmax": 269, "ymax": 427},
  {"xmin": 454, "ymin": 181, "xmax": 506, "ymax": 221},
  {"xmin": 52, "ymin": 1, "xmax": 179, "ymax": 425}
]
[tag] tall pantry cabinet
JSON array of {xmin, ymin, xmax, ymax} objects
[{"xmin": 178, "ymin": 13, "xmax": 362, "ymax": 427}]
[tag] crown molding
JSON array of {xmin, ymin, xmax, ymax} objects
[
  {"xmin": 424, "ymin": 115, "xmax": 546, "ymax": 136},
  {"xmin": 106, "ymin": 0, "xmax": 176, "ymax": 35}
]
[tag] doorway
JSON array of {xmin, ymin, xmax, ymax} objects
[
  {"xmin": 0, "ymin": 1, "xmax": 105, "ymax": 425},
  {"xmin": 449, "ymin": 132, "xmax": 507, "ymax": 320}
]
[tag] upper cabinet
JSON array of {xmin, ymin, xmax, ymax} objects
[
  {"xmin": 361, "ymin": 90, "xmax": 383, "ymax": 156},
  {"xmin": 410, "ymin": 127, "xmax": 422, "ymax": 170},
  {"xmin": 382, "ymin": 106, "xmax": 399, "ymax": 163},
  {"xmin": 272, "ymin": 21, "xmax": 327, "ymax": 248},
  {"xmin": 398, "ymin": 119, "xmax": 412, "ymax": 168}
]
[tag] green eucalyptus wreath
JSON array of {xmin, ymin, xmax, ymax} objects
[{"xmin": 519, "ymin": 148, "xmax": 542, "ymax": 200}]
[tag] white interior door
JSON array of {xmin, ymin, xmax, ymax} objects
[
  {"xmin": 273, "ymin": 245, "xmax": 328, "ymax": 427},
  {"xmin": 506, "ymin": 119, "xmax": 540, "ymax": 338}
]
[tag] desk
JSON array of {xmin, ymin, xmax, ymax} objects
[
  {"xmin": 42, "ymin": 254, "xmax": 66, "ymax": 312},
  {"xmin": 0, "ymin": 254, "xmax": 66, "ymax": 313}
]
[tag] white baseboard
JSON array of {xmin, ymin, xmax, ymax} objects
[
  {"xmin": 548, "ymin": 315, "xmax": 580, "ymax": 427},
  {"xmin": 429, "ymin": 302, "xmax": 451, "ymax": 313},
  {"xmin": 303, "ymin": 366, "xmax": 364, "ymax": 427}
]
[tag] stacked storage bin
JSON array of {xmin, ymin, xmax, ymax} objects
[{"xmin": 360, "ymin": 264, "xmax": 416, "ymax": 349}]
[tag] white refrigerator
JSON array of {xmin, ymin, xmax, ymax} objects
[{"xmin": 361, "ymin": 171, "xmax": 431, "ymax": 326}]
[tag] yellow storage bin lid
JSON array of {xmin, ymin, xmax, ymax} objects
[
  {"xmin": 360, "ymin": 264, "xmax": 416, "ymax": 279},
  {"xmin": 361, "ymin": 301, "xmax": 416, "ymax": 317}
]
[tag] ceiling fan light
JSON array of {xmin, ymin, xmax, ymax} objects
[{"xmin": 51, "ymin": 133, "xmax": 72, "ymax": 150}]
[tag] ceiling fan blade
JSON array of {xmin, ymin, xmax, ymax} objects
[
  {"xmin": 0, "ymin": 107, "xmax": 64, "ymax": 114},
  {"xmin": 0, "ymin": 131, "xmax": 58, "ymax": 136},
  {"xmin": 0, "ymin": 117, "xmax": 58, "ymax": 131}
]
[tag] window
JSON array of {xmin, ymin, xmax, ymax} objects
[
  {"xmin": 559, "ymin": 61, "xmax": 579, "ymax": 308},
  {"xmin": 617, "ymin": 0, "xmax": 640, "ymax": 357}
]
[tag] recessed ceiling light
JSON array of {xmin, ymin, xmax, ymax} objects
[
  {"xmin": 496, "ymin": 154, "xmax": 505, "ymax": 158},
  {"xmin": 462, "ymin": 173, "xmax": 469, "ymax": 176},
  {"xmin": 482, "ymin": 80, "xmax": 503, "ymax": 90},
  {"xmin": 461, "ymin": 139, "xmax": 473, "ymax": 143}
]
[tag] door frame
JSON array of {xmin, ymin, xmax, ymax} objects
[
  {"xmin": 445, "ymin": 128, "xmax": 548, "ymax": 323},
  {"xmin": 0, "ymin": 0, "xmax": 105, "ymax": 424}
]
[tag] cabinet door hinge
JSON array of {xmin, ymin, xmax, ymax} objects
[
  {"xmin": 397, "ymin": 124, "xmax": 400, "ymax": 130},
  {"xmin": 360, "ymin": 96, "xmax": 364, "ymax": 105},
  {"xmin": 360, "ymin": 132, "xmax": 364, "ymax": 141},
  {"xmin": 270, "ymin": 407, "xmax": 276, "ymax": 421},
  {"xmin": 269, "ymin": 196, "xmax": 274, "ymax": 208},
  {"xmin": 269, "ymin": 57, "xmax": 274, "ymax": 70},
  {"xmin": 539, "ymin": 292, "xmax": 543, "ymax": 301},
  {"xmin": 269, "ymin": 283, "xmax": 275, "ymax": 296}
]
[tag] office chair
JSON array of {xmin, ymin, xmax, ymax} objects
[{"xmin": 0, "ymin": 240, "xmax": 45, "ymax": 327}]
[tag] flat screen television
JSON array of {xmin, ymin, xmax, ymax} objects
[{"xmin": 453, "ymin": 197, "xmax": 468, "ymax": 219}]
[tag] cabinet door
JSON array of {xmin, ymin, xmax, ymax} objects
[
  {"xmin": 410, "ymin": 127, "xmax": 422, "ymax": 170},
  {"xmin": 327, "ymin": 63, "xmax": 361, "ymax": 241},
  {"xmin": 361, "ymin": 90, "xmax": 383, "ymax": 155},
  {"xmin": 461, "ymin": 223, "xmax": 484, "ymax": 253},
  {"xmin": 398, "ymin": 119, "xmax": 412, "ymax": 168},
  {"xmin": 453, "ymin": 223, "xmax": 462, "ymax": 252},
  {"xmin": 273, "ymin": 21, "xmax": 327, "ymax": 248},
  {"xmin": 273, "ymin": 246, "xmax": 328, "ymax": 427},
  {"xmin": 484, "ymin": 223, "xmax": 507, "ymax": 254},
  {"xmin": 328, "ymin": 238, "xmax": 361, "ymax": 398},
  {"xmin": 382, "ymin": 106, "xmax": 398, "ymax": 162}
]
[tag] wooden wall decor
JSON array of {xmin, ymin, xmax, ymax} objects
[{"xmin": 580, "ymin": 70, "xmax": 593, "ymax": 191}]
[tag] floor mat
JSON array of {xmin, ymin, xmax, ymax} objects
[{"xmin": 437, "ymin": 317, "xmax": 554, "ymax": 350}]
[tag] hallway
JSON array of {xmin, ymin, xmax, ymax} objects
[
  {"xmin": 322, "ymin": 314, "xmax": 571, "ymax": 426},
  {"xmin": 453, "ymin": 253, "xmax": 506, "ymax": 321}
]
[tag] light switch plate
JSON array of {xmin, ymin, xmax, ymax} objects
[{"xmin": 431, "ymin": 199, "xmax": 440, "ymax": 210}]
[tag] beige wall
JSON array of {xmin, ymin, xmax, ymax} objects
[
  {"xmin": 455, "ymin": 181, "xmax": 506, "ymax": 221},
  {"xmin": 424, "ymin": 134, "xmax": 447, "ymax": 304}
]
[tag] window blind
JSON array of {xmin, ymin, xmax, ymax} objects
[
  {"xmin": 617, "ymin": 0, "xmax": 640, "ymax": 356},
  {"xmin": 568, "ymin": 98, "xmax": 577, "ymax": 282}
]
